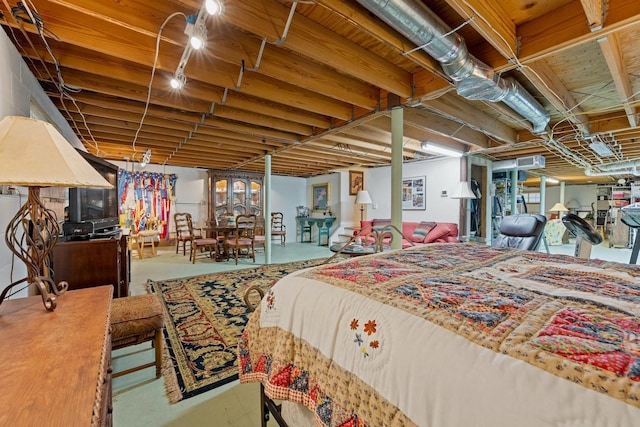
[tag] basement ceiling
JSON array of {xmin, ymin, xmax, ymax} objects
[{"xmin": 1, "ymin": 0, "xmax": 640, "ymax": 184}]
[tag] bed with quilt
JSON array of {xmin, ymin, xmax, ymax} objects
[{"xmin": 239, "ymin": 243, "xmax": 640, "ymax": 426}]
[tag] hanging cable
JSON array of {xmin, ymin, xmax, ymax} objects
[{"xmin": 131, "ymin": 11, "xmax": 186, "ymax": 161}]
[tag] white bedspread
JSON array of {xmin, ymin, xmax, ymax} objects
[{"xmin": 239, "ymin": 244, "xmax": 640, "ymax": 426}]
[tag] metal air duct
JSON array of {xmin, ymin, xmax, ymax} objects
[{"xmin": 356, "ymin": 0, "xmax": 550, "ymax": 134}]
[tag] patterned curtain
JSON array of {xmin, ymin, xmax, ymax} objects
[{"xmin": 118, "ymin": 170, "xmax": 177, "ymax": 239}]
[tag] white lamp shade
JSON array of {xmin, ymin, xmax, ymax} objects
[
  {"xmin": 550, "ymin": 202, "xmax": 569, "ymax": 212},
  {"xmin": 450, "ymin": 181, "xmax": 476, "ymax": 199},
  {"xmin": 355, "ymin": 190, "xmax": 372, "ymax": 204},
  {"xmin": 0, "ymin": 116, "xmax": 112, "ymax": 188},
  {"xmin": 566, "ymin": 199, "xmax": 580, "ymax": 209}
]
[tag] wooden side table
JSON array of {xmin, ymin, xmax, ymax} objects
[{"xmin": 0, "ymin": 286, "xmax": 113, "ymax": 426}]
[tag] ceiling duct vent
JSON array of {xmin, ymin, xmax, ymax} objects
[
  {"xmin": 517, "ymin": 155, "xmax": 545, "ymax": 169},
  {"xmin": 493, "ymin": 155, "xmax": 545, "ymax": 171}
]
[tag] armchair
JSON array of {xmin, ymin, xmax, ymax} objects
[{"xmin": 492, "ymin": 214, "xmax": 547, "ymax": 251}]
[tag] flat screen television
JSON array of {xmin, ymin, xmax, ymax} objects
[{"xmin": 67, "ymin": 150, "xmax": 120, "ymax": 233}]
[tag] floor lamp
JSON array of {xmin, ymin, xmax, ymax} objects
[
  {"xmin": 355, "ymin": 190, "xmax": 372, "ymax": 222},
  {"xmin": 0, "ymin": 116, "xmax": 112, "ymax": 311},
  {"xmin": 451, "ymin": 181, "xmax": 476, "ymax": 241}
]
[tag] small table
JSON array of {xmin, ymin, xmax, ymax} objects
[
  {"xmin": 135, "ymin": 229, "xmax": 159, "ymax": 258},
  {"xmin": 296, "ymin": 217, "xmax": 336, "ymax": 245},
  {"xmin": 329, "ymin": 243, "xmax": 389, "ymax": 257}
]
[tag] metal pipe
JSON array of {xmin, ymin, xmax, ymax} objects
[{"xmin": 356, "ymin": 0, "xmax": 550, "ymax": 134}]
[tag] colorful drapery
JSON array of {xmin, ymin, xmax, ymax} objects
[{"xmin": 118, "ymin": 170, "xmax": 177, "ymax": 239}]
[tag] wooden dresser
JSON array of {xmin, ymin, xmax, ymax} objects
[
  {"xmin": 0, "ymin": 286, "xmax": 113, "ymax": 426},
  {"xmin": 52, "ymin": 233, "xmax": 129, "ymax": 298}
]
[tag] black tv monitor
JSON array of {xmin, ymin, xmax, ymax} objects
[{"xmin": 68, "ymin": 150, "xmax": 120, "ymax": 233}]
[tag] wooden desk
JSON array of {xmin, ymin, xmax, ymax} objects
[{"xmin": 0, "ymin": 286, "xmax": 113, "ymax": 426}]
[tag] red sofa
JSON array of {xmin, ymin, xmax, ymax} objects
[{"xmin": 357, "ymin": 219, "xmax": 459, "ymax": 248}]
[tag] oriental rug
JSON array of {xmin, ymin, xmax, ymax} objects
[{"xmin": 148, "ymin": 258, "xmax": 334, "ymax": 403}]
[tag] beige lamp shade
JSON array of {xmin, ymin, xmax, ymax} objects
[
  {"xmin": 0, "ymin": 116, "xmax": 112, "ymax": 188},
  {"xmin": 355, "ymin": 190, "xmax": 372, "ymax": 205},
  {"xmin": 550, "ymin": 202, "xmax": 569, "ymax": 213},
  {"xmin": 450, "ymin": 181, "xmax": 476, "ymax": 199}
]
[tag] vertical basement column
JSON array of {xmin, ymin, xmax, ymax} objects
[
  {"xmin": 265, "ymin": 155, "xmax": 272, "ymax": 264},
  {"xmin": 560, "ymin": 181, "xmax": 566, "ymax": 205},
  {"xmin": 539, "ymin": 176, "xmax": 547, "ymax": 214},
  {"xmin": 391, "ymin": 106, "xmax": 403, "ymax": 250},
  {"xmin": 510, "ymin": 169, "xmax": 518, "ymax": 214}
]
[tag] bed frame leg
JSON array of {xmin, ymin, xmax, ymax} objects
[{"xmin": 260, "ymin": 383, "xmax": 289, "ymax": 427}]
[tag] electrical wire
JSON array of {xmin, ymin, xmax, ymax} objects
[
  {"xmin": 131, "ymin": 11, "xmax": 186, "ymax": 162},
  {"xmin": 11, "ymin": 1, "xmax": 104, "ymax": 155}
]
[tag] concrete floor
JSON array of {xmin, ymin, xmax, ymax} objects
[{"xmin": 112, "ymin": 239, "xmax": 635, "ymax": 426}]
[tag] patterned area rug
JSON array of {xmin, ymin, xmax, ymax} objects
[{"xmin": 148, "ymin": 258, "xmax": 333, "ymax": 403}]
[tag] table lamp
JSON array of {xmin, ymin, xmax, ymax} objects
[
  {"xmin": 550, "ymin": 202, "xmax": 568, "ymax": 219},
  {"xmin": 0, "ymin": 116, "xmax": 112, "ymax": 311},
  {"xmin": 355, "ymin": 190, "xmax": 372, "ymax": 222}
]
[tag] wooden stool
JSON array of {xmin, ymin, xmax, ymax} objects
[
  {"xmin": 137, "ymin": 230, "xmax": 159, "ymax": 258},
  {"xmin": 111, "ymin": 294, "xmax": 164, "ymax": 378}
]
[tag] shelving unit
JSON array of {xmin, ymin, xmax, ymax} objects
[{"xmin": 596, "ymin": 185, "xmax": 632, "ymax": 247}]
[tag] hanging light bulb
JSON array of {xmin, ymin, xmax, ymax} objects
[
  {"xmin": 189, "ymin": 22, "xmax": 207, "ymax": 49},
  {"xmin": 205, "ymin": 0, "xmax": 223, "ymax": 15},
  {"xmin": 140, "ymin": 149, "xmax": 151, "ymax": 167},
  {"xmin": 170, "ymin": 71, "xmax": 186, "ymax": 89}
]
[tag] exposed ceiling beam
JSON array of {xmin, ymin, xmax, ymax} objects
[
  {"xmin": 597, "ymin": 33, "xmax": 638, "ymax": 127},
  {"xmin": 483, "ymin": 0, "xmax": 640, "ymax": 71},
  {"xmin": 443, "ymin": 0, "xmax": 517, "ymax": 60},
  {"xmin": 223, "ymin": 0, "xmax": 412, "ymax": 97}
]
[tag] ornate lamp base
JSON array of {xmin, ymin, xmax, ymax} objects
[{"xmin": 1, "ymin": 187, "xmax": 68, "ymax": 311}]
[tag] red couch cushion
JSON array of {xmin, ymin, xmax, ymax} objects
[
  {"xmin": 424, "ymin": 223, "xmax": 458, "ymax": 243},
  {"xmin": 410, "ymin": 221, "xmax": 436, "ymax": 242}
]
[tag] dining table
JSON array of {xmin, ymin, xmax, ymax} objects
[{"xmin": 200, "ymin": 225, "xmax": 236, "ymax": 262}]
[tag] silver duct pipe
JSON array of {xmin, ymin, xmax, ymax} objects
[
  {"xmin": 584, "ymin": 169, "xmax": 635, "ymax": 176},
  {"xmin": 584, "ymin": 168, "xmax": 638, "ymax": 177},
  {"xmin": 357, "ymin": 0, "xmax": 550, "ymax": 134},
  {"xmin": 592, "ymin": 159, "xmax": 640, "ymax": 172}
]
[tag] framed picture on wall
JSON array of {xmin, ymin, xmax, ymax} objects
[
  {"xmin": 402, "ymin": 176, "xmax": 426, "ymax": 210},
  {"xmin": 349, "ymin": 171, "xmax": 364, "ymax": 195},
  {"xmin": 312, "ymin": 182, "xmax": 330, "ymax": 212}
]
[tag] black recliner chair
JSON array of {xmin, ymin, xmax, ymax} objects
[{"xmin": 492, "ymin": 214, "xmax": 547, "ymax": 251}]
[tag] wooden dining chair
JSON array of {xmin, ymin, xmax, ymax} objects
[
  {"xmin": 188, "ymin": 216, "xmax": 219, "ymax": 263},
  {"xmin": 174, "ymin": 212, "xmax": 200, "ymax": 256},
  {"xmin": 271, "ymin": 212, "xmax": 286, "ymax": 246},
  {"xmin": 253, "ymin": 217, "xmax": 266, "ymax": 252},
  {"xmin": 224, "ymin": 214, "xmax": 257, "ymax": 264}
]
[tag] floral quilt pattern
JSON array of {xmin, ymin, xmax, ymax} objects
[{"xmin": 239, "ymin": 244, "xmax": 640, "ymax": 426}]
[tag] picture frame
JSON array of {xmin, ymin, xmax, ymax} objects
[
  {"xmin": 402, "ymin": 176, "xmax": 426, "ymax": 210},
  {"xmin": 312, "ymin": 182, "xmax": 330, "ymax": 212},
  {"xmin": 349, "ymin": 171, "xmax": 364, "ymax": 196}
]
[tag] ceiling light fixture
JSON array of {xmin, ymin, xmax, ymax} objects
[
  {"xmin": 546, "ymin": 177, "xmax": 559, "ymax": 184},
  {"xmin": 141, "ymin": 149, "xmax": 151, "ymax": 167},
  {"xmin": 169, "ymin": 0, "xmax": 223, "ymax": 90},
  {"xmin": 420, "ymin": 142, "xmax": 463, "ymax": 158},
  {"xmin": 589, "ymin": 141, "xmax": 614, "ymax": 157},
  {"xmin": 170, "ymin": 71, "xmax": 186, "ymax": 89},
  {"xmin": 205, "ymin": 0, "xmax": 224, "ymax": 16},
  {"xmin": 188, "ymin": 21, "xmax": 207, "ymax": 50}
]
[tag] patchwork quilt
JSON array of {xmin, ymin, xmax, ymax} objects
[{"xmin": 239, "ymin": 244, "xmax": 640, "ymax": 426}]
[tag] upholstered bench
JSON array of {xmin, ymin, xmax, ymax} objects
[{"xmin": 111, "ymin": 294, "xmax": 164, "ymax": 378}]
